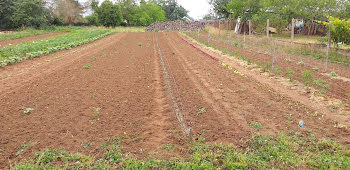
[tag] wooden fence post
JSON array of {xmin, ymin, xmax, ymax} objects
[
  {"xmin": 267, "ymin": 19, "xmax": 269, "ymax": 39},
  {"xmin": 272, "ymin": 40, "xmax": 277, "ymax": 66},
  {"xmin": 325, "ymin": 21, "xmax": 332, "ymax": 72},
  {"xmin": 291, "ymin": 18, "xmax": 295, "ymax": 42}
]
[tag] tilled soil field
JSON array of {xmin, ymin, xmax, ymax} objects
[
  {"xmin": 0, "ymin": 32, "xmax": 65, "ymax": 47},
  {"xmin": 0, "ymin": 32, "xmax": 349, "ymax": 168}
]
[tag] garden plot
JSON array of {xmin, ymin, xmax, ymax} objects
[{"xmin": 0, "ymin": 32, "xmax": 349, "ymax": 169}]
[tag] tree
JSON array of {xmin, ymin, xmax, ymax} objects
[
  {"xmin": 209, "ymin": 0, "xmax": 231, "ymax": 18},
  {"xmin": 117, "ymin": 0, "xmax": 138, "ymax": 25},
  {"xmin": 95, "ymin": 0, "xmax": 123, "ymax": 27},
  {"xmin": 129, "ymin": 1, "xmax": 166, "ymax": 26},
  {"xmin": 149, "ymin": 0, "xmax": 188, "ymax": 21},
  {"xmin": 11, "ymin": 0, "xmax": 51, "ymax": 28},
  {"xmin": 52, "ymin": 0, "xmax": 85, "ymax": 25},
  {"xmin": 0, "ymin": 0, "xmax": 15, "ymax": 29}
]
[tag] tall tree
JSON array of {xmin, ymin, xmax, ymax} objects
[
  {"xmin": 209, "ymin": 0, "xmax": 231, "ymax": 18},
  {"xmin": 0, "ymin": 0, "xmax": 15, "ymax": 29},
  {"xmin": 53, "ymin": 0, "xmax": 85, "ymax": 25},
  {"xmin": 129, "ymin": 1, "xmax": 166, "ymax": 26},
  {"xmin": 11, "ymin": 0, "xmax": 51, "ymax": 28},
  {"xmin": 95, "ymin": 0, "xmax": 123, "ymax": 27}
]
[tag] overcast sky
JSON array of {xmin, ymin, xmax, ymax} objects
[{"xmin": 79, "ymin": 0, "xmax": 211, "ymax": 20}]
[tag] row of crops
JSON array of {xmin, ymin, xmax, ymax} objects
[
  {"xmin": 0, "ymin": 26, "xmax": 74, "ymax": 41},
  {"xmin": 0, "ymin": 28, "xmax": 113, "ymax": 67}
]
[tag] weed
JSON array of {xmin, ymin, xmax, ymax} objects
[
  {"xmin": 239, "ymin": 54, "xmax": 245, "ymax": 60},
  {"xmin": 172, "ymin": 52, "xmax": 176, "ymax": 55},
  {"xmin": 24, "ymin": 108, "xmax": 34, "ymax": 114},
  {"xmin": 93, "ymin": 107, "xmax": 101, "ymax": 119},
  {"xmin": 315, "ymin": 53, "xmax": 322, "ymax": 59},
  {"xmin": 296, "ymin": 61, "xmax": 304, "ymax": 66},
  {"xmin": 330, "ymin": 71, "xmax": 337, "ymax": 77},
  {"xmin": 92, "ymin": 57, "xmax": 96, "ymax": 61},
  {"xmin": 82, "ymin": 142, "xmax": 95, "ymax": 148},
  {"xmin": 285, "ymin": 58, "xmax": 292, "ymax": 63},
  {"xmin": 285, "ymin": 69, "xmax": 294, "ymax": 82},
  {"xmin": 138, "ymin": 43, "xmax": 142, "ymax": 47},
  {"xmin": 313, "ymin": 79, "xmax": 330, "ymax": 94},
  {"xmin": 250, "ymin": 122, "xmax": 264, "ymax": 131},
  {"xmin": 16, "ymin": 141, "xmax": 37, "ymax": 156},
  {"xmin": 234, "ymin": 41, "xmax": 239, "ymax": 47},
  {"xmin": 312, "ymin": 67, "xmax": 319, "ymax": 71},
  {"xmin": 160, "ymin": 144, "xmax": 175, "ymax": 152},
  {"xmin": 272, "ymin": 66, "xmax": 282, "ymax": 76},
  {"xmin": 267, "ymin": 101, "xmax": 274, "ymax": 107},
  {"xmin": 247, "ymin": 58, "xmax": 252, "ymax": 65},
  {"xmin": 222, "ymin": 48, "xmax": 228, "ymax": 54},
  {"xmin": 263, "ymin": 62, "xmax": 271, "ymax": 72},
  {"xmin": 84, "ymin": 64, "xmax": 90, "ymax": 69},
  {"xmin": 301, "ymin": 70, "xmax": 313, "ymax": 86},
  {"xmin": 197, "ymin": 107, "xmax": 206, "ymax": 115}
]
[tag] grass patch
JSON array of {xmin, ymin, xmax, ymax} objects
[{"xmin": 13, "ymin": 132, "xmax": 350, "ymax": 169}]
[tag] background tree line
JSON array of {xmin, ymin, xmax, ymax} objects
[
  {"xmin": 0, "ymin": 0, "xmax": 189, "ymax": 29},
  {"xmin": 208, "ymin": 0, "xmax": 350, "ymax": 35}
]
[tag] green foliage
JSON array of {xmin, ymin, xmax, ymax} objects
[
  {"xmin": 0, "ymin": 29, "xmax": 111, "ymax": 66},
  {"xmin": 84, "ymin": 64, "xmax": 91, "ymax": 69},
  {"xmin": 325, "ymin": 17, "xmax": 350, "ymax": 45},
  {"xmin": 272, "ymin": 66, "xmax": 282, "ymax": 76},
  {"xmin": 263, "ymin": 62, "xmax": 271, "ymax": 72},
  {"xmin": 85, "ymin": 14, "xmax": 99, "ymax": 26},
  {"xmin": 129, "ymin": 2, "xmax": 166, "ymax": 26},
  {"xmin": 197, "ymin": 107, "xmax": 206, "ymax": 115},
  {"xmin": 13, "ymin": 133, "xmax": 350, "ymax": 169},
  {"xmin": 96, "ymin": 0, "xmax": 123, "ymax": 27},
  {"xmin": 285, "ymin": 69, "xmax": 294, "ymax": 82},
  {"xmin": 330, "ymin": 71, "xmax": 337, "ymax": 77},
  {"xmin": 250, "ymin": 122, "xmax": 264, "ymax": 131},
  {"xmin": 301, "ymin": 70, "xmax": 313, "ymax": 86},
  {"xmin": 161, "ymin": 0, "xmax": 189, "ymax": 21},
  {"xmin": 0, "ymin": 27, "xmax": 70, "ymax": 41},
  {"xmin": 313, "ymin": 79, "xmax": 330, "ymax": 94}
]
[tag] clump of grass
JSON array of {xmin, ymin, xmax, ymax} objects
[
  {"xmin": 24, "ymin": 108, "xmax": 34, "ymax": 114},
  {"xmin": 197, "ymin": 107, "xmax": 206, "ymax": 115},
  {"xmin": 263, "ymin": 62, "xmax": 271, "ymax": 72},
  {"xmin": 285, "ymin": 69, "xmax": 294, "ymax": 82},
  {"xmin": 301, "ymin": 70, "xmax": 313, "ymax": 86},
  {"xmin": 84, "ymin": 64, "xmax": 90, "ymax": 69},
  {"xmin": 250, "ymin": 122, "xmax": 264, "ymax": 131}
]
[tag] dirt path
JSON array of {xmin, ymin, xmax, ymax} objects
[{"xmin": 0, "ymin": 32, "xmax": 65, "ymax": 47}]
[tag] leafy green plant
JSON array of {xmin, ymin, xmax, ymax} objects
[
  {"xmin": 263, "ymin": 62, "xmax": 271, "ymax": 72},
  {"xmin": 84, "ymin": 64, "xmax": 91, "ymax": 69},
  {"xmin": 92, "ymin": 57, "xmax": 96, "ymax": 61},
  {"xmin": 138, "ymin": 43, "xmax": 142, "ymax": 47},
  {"xmin": 301, "ymin": 70, "xmax": 313, "ymax": 86},
  {"xmin": 285, "ymin": 58, "xmax": 292, "ymax": 63},
  {"xmin": 285, "ymin": 69, "xmax": 294, "ymax": 82},
  {"xmin": 24, "ymin": 108, "xmax": 34, "ymax": 114},
  {"xmin": 222, "ymin": 48, "xmax": 228, "ymax": 54},
  {"xmin": 234, "ymin": 41, "xmax": 239, "ymax": 47},
  {"xmin": 330, "ymin": 71, "xmax": 337, "ymax": 77},
  {"xmin": 272, "ymin": 66, "xmax": 282, "ymax": 76},
  {"xmin": 313, "ymin": 79, "xmax": 330, "ymax": 94},
  {"xmin": 312, "ymin": 67, "xmax": 319, "ymax": 71},
  {"xmin": 247, "ymin": 58, "xmax": 251, "ymax": 65},
  {"xmin": 160, "ymin": 144, "xmax": 175, "ymax": 152}
]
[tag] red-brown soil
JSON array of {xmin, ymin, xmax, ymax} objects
[
  {"xmin": 0, "ymin": 32, "xmax": 65, "ymax": 47},
  {"xmin": 0, "ymin": 32, "xmax": 349, "ymax": 169},
  {"xmin": 189, "ymin": 32, "xmax": 350, "ymax": 104}
]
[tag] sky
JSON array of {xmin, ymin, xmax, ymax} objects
[{"xmin": 79, "ymin": 0, "xmax": 211, "ymax": 20}]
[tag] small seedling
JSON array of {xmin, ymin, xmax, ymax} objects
[
  {"xmin": 330, "ymin": 71, "xmax": 337, "ymax": 77},
  {"xmin": 172, "ymin": 52, "xmax": 176, "ymax": 55},
  {"xmin": 250, "ymin": 122, "xmax": 264, "ymax": 131},
  {"xmin": 272, "ymin": 66, "xmax": 282, "ymax": 76},
  {"xmin": 197, "ymin": 107, "xmax": 206, "ymax": 115},
  {"xmin": 301, "ymin": 70, "xmax": 313, "ymax": 86},
  {"xmin": 92, "ymin": 57, "xmax": 96, "ymax": 61},
  {"xmin": 222, "ymin": 48, "xmax": 228, "ymax": 54},
  {"xmin": 82, "ymin": 142, "xmax": 95, "ymax": 148},
  {"xmin": 84, "ymin": 64, "xmax": 90, "ymax": 69},
  {"xmin": 285, "ymin": 58, "xmax": 292, "ymax": 63},
  {"xmin": 24, "ymin": 108, "xmax": 34, "ymax": 114},
  {"xmin": 285, "ymin": 69, "xmax": 294, "ymax": 82},
  {"xmin": 247, "ymin": 58, "xmax": 251, "ymax": 65},
  {"xmin": 93, "ymin": 107, "xmax": 101, "ymax": 119},
  {"xmin": 234, "ymin": 41, "xmax": 239, "ymax": 47},
  {"xmin": 314, "ymin": 79, "xmax": 330, "ymax": 94},
  {"xmin": 160, "ymin": 144, "xmax": 175, "ymax": 152},
  {"xmin": 312, "ymin": 67, "xmax": 319, "ymax": 71},
  {"xmin": 267, "ymin": 101, "xmax": 274, "ymax": 107},
  {"xmin": 296, "ymin": 61, "xmax": 304, "ymax": 66},
  {"xmin": 138, "ymin": 43, "xmax": 142, "ymax": 47}
]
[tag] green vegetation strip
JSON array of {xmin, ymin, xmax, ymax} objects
[
  {"xmin": 0, "ymin": 26, "xmax": 72, "ymax": 41},
  {"xmin": 13, "ymin": 132, "xmax": 350, "ymax": 169},
  {"xmin": 0, "ymin": 29, "xmax": 113, "ymax": 66}
]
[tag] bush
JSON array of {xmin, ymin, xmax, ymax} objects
[
  {"xmin": 301, "ymin": 70, "xmax": 313, "ymax": 86},
  {"xmin": 324, "ymin": 17, "xmax": 350, "ymax": 45}
]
